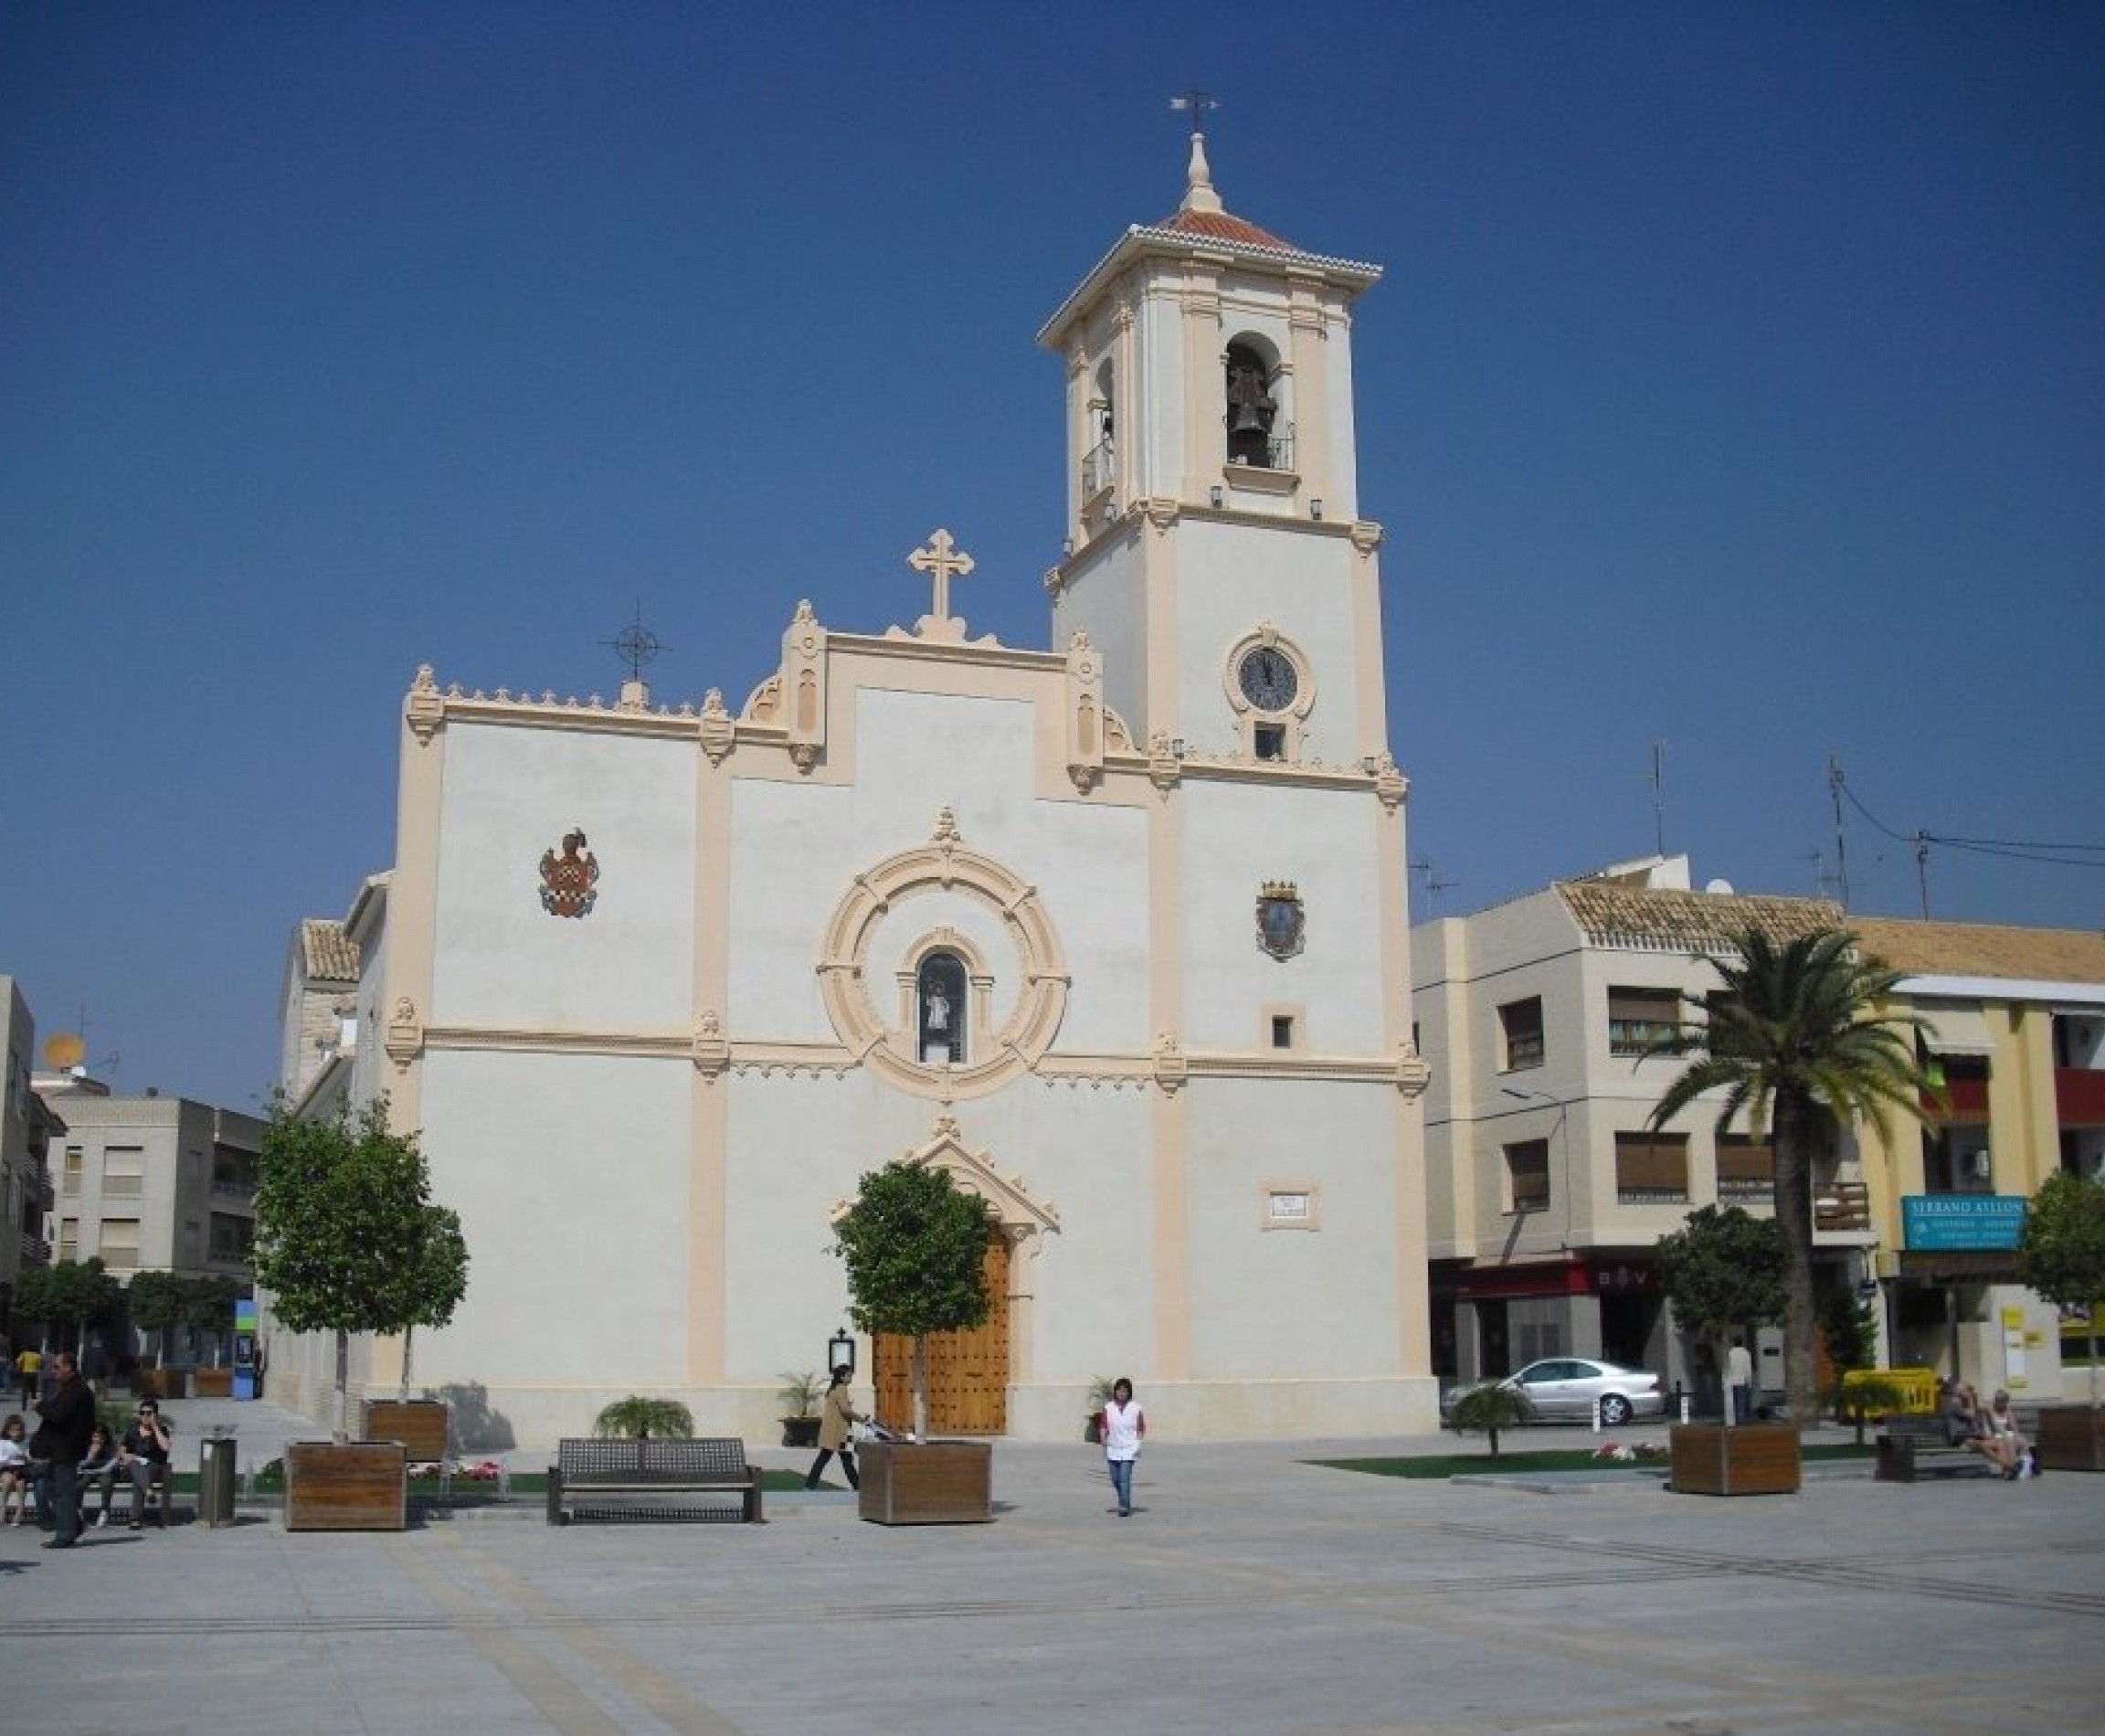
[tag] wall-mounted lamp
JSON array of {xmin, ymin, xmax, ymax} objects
[
  {"xmin": 1309, "ymin": 497, "xmax": 1325, "ymax": 521},
  {"xmin": 829, "ymin": 1325, "xmax": 856, "ymax": 1376},
  {"xmin": 1061, "ymin": 537, "xmax": 1074, "ymax": 556},
  {"xmin": 1209, "ymin": 484, "xmax": 1223, "ymax": 508},
  {"xmin": 1360, "ymin": 755, "xmax": 1380, "ymax": 775},
  {"xmin": 1169, "ymin": 737, "xmax": 1188, "ymax": 759}
]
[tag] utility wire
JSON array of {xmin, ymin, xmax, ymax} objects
[{"xmin": 1837, "ymin": 775, "xmax": 2105, "ymax": 871}]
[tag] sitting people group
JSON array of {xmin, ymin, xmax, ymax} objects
[
  {"xmin": 1941, "ymin": 1377, "xmax": 2037, "ymax": 1479},
  {"xmin": 0, "ymin": 1375, "xmax": 179, "ymax": 1535}
]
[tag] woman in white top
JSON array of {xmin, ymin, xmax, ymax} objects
[{"xmin": 1101, "ymin": 1378, "xmax": 1145, "ymax": 1518}]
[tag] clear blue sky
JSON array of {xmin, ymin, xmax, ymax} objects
[{"xmin": 4, "ymin": 3, "xmax": 2101, "ymax": 1111}]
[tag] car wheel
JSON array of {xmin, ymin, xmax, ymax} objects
[{"xmin": 1598, "ymin": 1394, "xmax": 1633, "ymax": 1426}]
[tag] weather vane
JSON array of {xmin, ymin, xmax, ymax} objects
[
  {"xmin": 603, "ymin": 600, "xmax": 666, "ymax": 683},
  {"xmin": 1169, "ymin": 87, "xmax": 1218, "ymax": 139}
]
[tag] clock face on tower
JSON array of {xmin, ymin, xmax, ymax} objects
[{"xmin": 1236, "ymin": 645, "xmax": 1298, "ymax": 713}]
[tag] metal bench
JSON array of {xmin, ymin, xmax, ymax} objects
[
  {"xmin": 545, "ymin": 1437, "xmax": 764, "ymax": 1525},
  {"xmin": 1874, "ymin": 1408, "xmax": 2038, "ymax": 1482}
]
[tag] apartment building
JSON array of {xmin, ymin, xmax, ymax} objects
[
  {"xmin": 1412, "ymin": 856, "xmax": 2105, "ymax": 1404},
  {"xmin": 1, "ymin": 977, "xmax": 58, "ymax": 1337},
  {"xmin": 37, "ymin": 1075, "xmax": 264, "ymax": 1287}
]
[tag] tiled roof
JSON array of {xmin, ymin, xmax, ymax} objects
[
  {"xmin": 1556, "ymin": 883, "xmax": 1845, "ymax": 954},
  {"xmin": 1152, "ymin": 206, "xmax": 1298, "ymax": 252},
  {"xmin": 301, "ymin": 918, "xmax": 360, "ymax": 983},
  {"xmin": 1851, "ymin": 916, "xmax": 2105, "ymax": 986}
]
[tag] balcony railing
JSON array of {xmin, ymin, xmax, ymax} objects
[
  {"xmin": 1814, "ymin": 1180, "xmax": 1872, "ymax": 1233},
  {"xmin": 1080, "ymin": 437, "xmax": 1114, "ymax": 499},
  {"xmin": 212, "ymin": 1178, "xmax": 257, "ymax": 1201}
]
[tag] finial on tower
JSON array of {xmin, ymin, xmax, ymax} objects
[{"xmin": 1170, "ymin": 88, "xmax": 1223, "ymax": 216}]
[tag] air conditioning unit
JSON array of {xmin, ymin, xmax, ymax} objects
[{"xmin": 1969, "ymin": 1149, "xmax": 1992, "ymax": 1180}]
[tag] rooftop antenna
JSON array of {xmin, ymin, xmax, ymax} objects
[
  {"xmin": 1915, "ymin": 831, "xmax": 1932, "ymax": 920},
  {"xmin": 1649, "ymin": 738, "xmax": 1667, "ymax": 859},
  {"xmin": 1412, "ymin": 859, "xmax": 1456, "ymax": 913},
  {"xmin": 1826, "ymin": 752, "xmax": 1852, "ymax": 911}
]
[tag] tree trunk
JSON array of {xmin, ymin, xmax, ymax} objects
[
  {"xmin": 911, "ymin": 1336, "xmax": 930, "ymax": 1440},
  {"xmin": 1772, "ymin": 1091, "xmax": 1820, "ymax": 1425},
  {"xmin": 400, "ymin": 1325, "xmax": 415, "ymax": 1403},
  {"xmin": 334, "ymin": 1328, "xmax": 351, "ymax": 1442},
  {"xmin": 1715, "ymin": 1330, "xmax": 1735, "ymax": 1428}
]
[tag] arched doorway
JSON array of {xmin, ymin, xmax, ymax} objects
[{"xmin": 874, "ymin": 1231, "xmax": 1010, "ymax": 1434}]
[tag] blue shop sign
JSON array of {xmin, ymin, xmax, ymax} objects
[{"xmin": 1902, "ymin": 1194, "xmax": 2027, "ymax": 1251}]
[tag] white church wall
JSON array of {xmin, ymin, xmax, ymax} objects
[
  {"xmin": 413, "ymin": 1050, "xmax": 693, "ymax": 1426},
  {"xmin": 726, "ymin": 777, "xmax": 856, "ymax": 1041},
  {"xmin": 1171, "ymin": 518, "xmax": 1367, "ymax": 763},
  {"xmin": 1179, "ymin": 781, "xmax": 1387, "ymax": 1053},
  {"xmin": 431, "ymin": 724, "xmax": 695, "ymax": 1032}
]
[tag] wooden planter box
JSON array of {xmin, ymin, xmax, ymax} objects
[
  {"xmin": 1669, "ymin": 1423, "xmax": 1801, "ymax": 1496},
  {"xmin": 361, "ymin": 1400, "xmax": 450, "ymax": 1462},
  {"xmin": 2036, "ymin": 1404, "xmax": 2105, "ymax": 1473},
  {"xmin": 857, "ymin": 1440, "xmax": 993, "ymax": 1525},
  {"xmin": 780, "ymin": 1415, "xmax": 821, "ymax": 1448},
  {"xmin": 192, "ymin": 1368, "xmax": 234, "ymax": 1399},
  {"xmin": 284, "ymin": 1441, "xmax": 407, "ymax": 1531}
]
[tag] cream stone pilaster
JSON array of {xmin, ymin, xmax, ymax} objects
[
  {"xmin": 384, "ymin": 667, "xmax": 446, "ymax": 1132},
  {"xmin": 783, "ymin": 600, "xmax": 828, "ymax": 773},
  {"xmin": 1349, "ymin": 523, "xmax": 1388, "ymax": 750},
  {"xmin": 1113, "ymin": 296, "xmax": 1137, "ymax": 503},
  {"xmin": 1179, "ymin": 265, "xmax": 1224, "ymax": 503},
  {"xmin": 1064, "ymin": 630, "xmax": 1105, "ymax": 792},
  {"xmin": 1148, "ymin": 762, "xmax": 1190, "ymax": 1380},
  {"xmin": 687, "ymin": 719, "xmax": 735, "ymax": 1386},
  {"xmin": 1286, "ymin": 271, "xmax": 1332, "ymax": 506},
  {"xmin": 1141, "ymin": 502, "xmax": 1182, "ymax": 743}
]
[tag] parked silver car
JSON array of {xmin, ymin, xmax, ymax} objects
[{"xmin": 1441, "ymin": 1357, "xmax": 1665, "ymax": 1426}]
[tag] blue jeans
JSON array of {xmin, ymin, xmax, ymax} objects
[{"xmin": 1106, "ymin": 1455, "xmax": 1135, "ymax": 1513}]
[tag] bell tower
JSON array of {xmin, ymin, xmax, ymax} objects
[{"xmin": 1038, "ymin": 131, "xmax": 1390, "ymax": 768}]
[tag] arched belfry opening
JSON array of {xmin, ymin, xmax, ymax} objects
[
  {"xmin": 1224, "ymin": 340, "xmax": 1279, "ymax": 467},
  {"xmin": 917, "ymin": 949, "xmax": 968, "ymax": 1064}
]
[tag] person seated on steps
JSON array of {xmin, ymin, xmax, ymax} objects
[
  {"xmin": 119, "ymin": 1398, "xmax": 173, "ymax": 1528},
  {"xmin": 1984, "ymin": 1389, "xmax": 2036, "ymax": 1479}
]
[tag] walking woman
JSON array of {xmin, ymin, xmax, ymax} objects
[
  {"xmin": 805, "ymin": 1366, "xmax": 868, "ymax": 1490},
  {"xmin": 1102, "ymin": 1377, "xmax": 1145, "ymax": 1517}
]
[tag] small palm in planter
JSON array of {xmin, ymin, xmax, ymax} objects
[
  {"xmin": 1446, "ymin": 1381, "xmax": 1536, "ymax": 1458},
  {"xmin": 777, "ymin": 1371, "xmax": 824, "ymax": 1447},
  {"xmin": 593, "ymin": 1395, "xmax": 693, "ymax": 1440},
  {"xmin": 1084, "ymin": 1376, "xmax": 1117, "ymax": 1444}
]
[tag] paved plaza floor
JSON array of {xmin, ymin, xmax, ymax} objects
[{"xmin": 4, "ymin": 1395, "xmax": 2101, "ymax": 1735}]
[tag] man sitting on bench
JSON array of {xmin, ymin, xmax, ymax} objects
[{"xmin": 119, "ymin": 1398, "xmax": 173, "ymax": 1528}]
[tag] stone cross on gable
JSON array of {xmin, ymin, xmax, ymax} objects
[{"xmin": 909, "ymin": 528, "xmax": 975, "ymax": 624}]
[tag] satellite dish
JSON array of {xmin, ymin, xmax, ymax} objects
[
  {"xmin": 1704, "ymin": 879, "xmax": 1735, "ymax": 896},
  {"xmin": 43, "ymin": 1032, "xmax": 86, "ymax": 1070}
]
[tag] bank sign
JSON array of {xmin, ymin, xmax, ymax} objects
[{"xmin": 1902, "ymin": 1194, "xmax": 2027, "ymax": 1251}]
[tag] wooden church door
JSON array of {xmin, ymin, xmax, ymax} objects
[{"xmin": 873, "ymin": 1232, "xmax": 1010, "ymax": 1434}]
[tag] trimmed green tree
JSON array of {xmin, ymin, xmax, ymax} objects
[
  {"xmin": 252, "ymin": 1097, "xmax": 470, "ymax": 1438},
  {"xmin": 830, "ymin": 1160, "xmax": 994, "ymax": 1440},
  {"xmin": 125, "ymin": 1268, "xmax": 189, "ymax": 1370},
  {"xmin": 1655, "ymin": 1204, "xmax": 1786, "ymax": 1424},
  {"xmin": 13, "ymin": 1257, "xmax": 122, "ymax": 1356},
  {"xmin": 182, "ymin": 1274, "xmax": 248, "ymax": 1367},
  {"xmin": 2018, "ymin": 1170, "xmax": 2105, "ymax": 1416},
  {"xmin": 1649, "ymin": 926, "xmax": 1939, "ymax": 1424}
]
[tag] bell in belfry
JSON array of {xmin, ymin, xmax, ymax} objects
[{"xmin": 1225, "ymin": 344, "xmax": 1276, "ymax": 466}]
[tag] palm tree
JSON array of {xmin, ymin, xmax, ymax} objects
[{"xmin": 1648, "ymin": 926, "xmax": 1939, "ymax": 1424}]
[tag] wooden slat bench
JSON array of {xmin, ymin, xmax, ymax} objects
[
  {"xmin": 546, "ymin": 1437, "xmax": 764, "ymax": 1525},
  {"xmin": 1875, "ymin": 1407, "xmax": 2040, "ymax": 1483}
]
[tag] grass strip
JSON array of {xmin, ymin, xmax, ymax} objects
[{"xmin": 1310, "ymin": 1444, "xmax": 1876, "ymax": 1479}]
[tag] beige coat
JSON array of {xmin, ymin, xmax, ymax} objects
[{"xmin": 819, "ymin": 1381, "xmax": 859, "ymax": 1452}]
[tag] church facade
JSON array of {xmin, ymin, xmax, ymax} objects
[{"xmin": 274, "ymin": 138, "xmax": 1435, "ymax": 1445}]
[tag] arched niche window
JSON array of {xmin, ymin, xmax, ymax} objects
[
  {"xmin": 1224, "ymin": 341, "xmax": 1279, "ymax": 468},
  {"xmin": 918, "ymin": 951, "xmax": 968, "ymax": 1064},
  {"xmin": 1084, "ymin": 359, "xmax": 1116, "ymax": 498}
]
